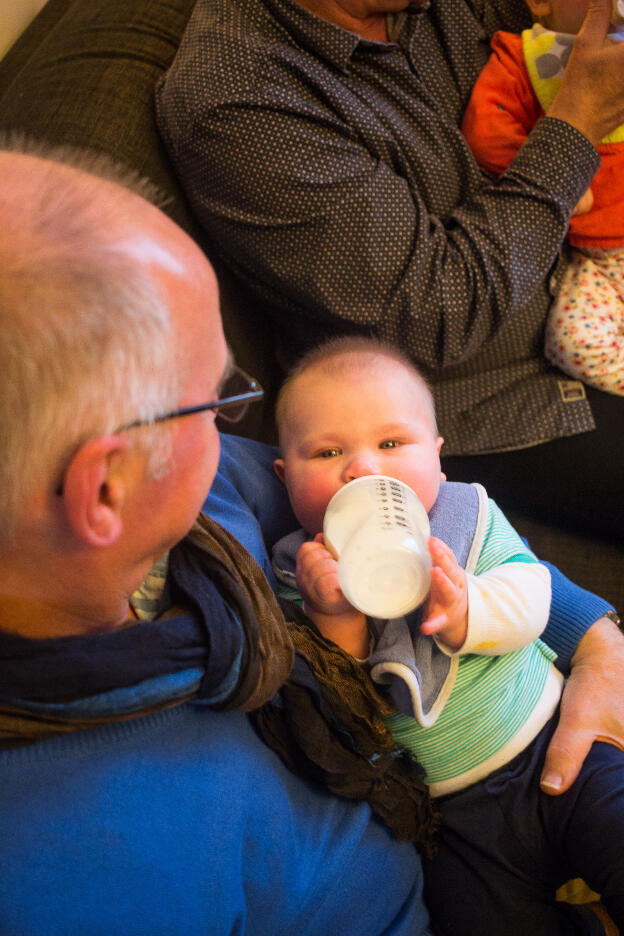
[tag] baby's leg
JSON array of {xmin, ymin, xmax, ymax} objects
[
  {"xmin": 545, "ymin": 248, "xmax": 624, "ymax": 396},
  {"xmin": 423, "ymin": 723, "xmax": 608, "ymax": 935},
  {"xmin": 555, "ymin": 739, "xmax": 624, "ymax": 930}
]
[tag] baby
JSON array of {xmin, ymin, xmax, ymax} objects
[
  {"xmin": 462, "ymin": 0, "xmax": 624, "ymax": 396},
  {"xmin": 272, "ymin": 335, "xmax": 624, "ymax": 935}
]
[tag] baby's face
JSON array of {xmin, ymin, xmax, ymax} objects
[{"xmin": 275, "ymin": 357, "xmax": 445, "ymax": 536}]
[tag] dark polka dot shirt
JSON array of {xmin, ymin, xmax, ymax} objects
[{"xmin": 156, "ymin": 0, "xmax": 600, "ymax": 455}]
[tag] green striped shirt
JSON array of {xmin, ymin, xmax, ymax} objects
[{"xmin": 387, "ymin": 500, "xmax": 557, "ymax": 786}]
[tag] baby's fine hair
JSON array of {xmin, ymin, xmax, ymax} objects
[{"xmin": 276, "ymin": 335, "xmax": 439, "ymax": 436}]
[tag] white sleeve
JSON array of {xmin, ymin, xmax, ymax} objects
[{"xmin": 435, "ymin": 562, "xmax": 551, "ymax": 657}]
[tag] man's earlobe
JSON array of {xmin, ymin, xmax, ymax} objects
[
  {"xmin": 62, "ymin": 435, "xmax": 131, "ymax": 548},
  {"xmin": 274, "ymin": 458, "xmax": 286, "ymax": 484}
]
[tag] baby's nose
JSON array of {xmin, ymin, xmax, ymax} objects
[{"xmin": 343, "ymin": 454, "xmax": 379, "ymax": 482}]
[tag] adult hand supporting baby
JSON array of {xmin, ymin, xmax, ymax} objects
[
  {"xmin": 541, "ymin": 615, "xmax": 624, "ymax": 793},
  {"xmin": 548, "ymin": 0, "xmax": 624, "ymax": 145}
]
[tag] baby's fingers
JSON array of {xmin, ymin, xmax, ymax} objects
[
  {"xmin": 420, "ymin": 611, "xmax": 449, "ymax": 636},
  {"xmin": 430, "ymin": 564, "xmax": 462, "ymax": 603},
  {"xmin": 296, "ymin": 541, "xmax": 347, "ymax": 610},
  {"xmin": 429, "ymin": 536, "xmax": 458, "ymax": 567},
  {"xmin": 429, "ymin": 537, "xmax": 461, "ymax": 582}
]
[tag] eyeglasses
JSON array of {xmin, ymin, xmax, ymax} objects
[
  {"xmin": 116, "ymin": 366, "xmax": 263, "ymax": 431},
  {"xmin": 54, "ymin": 366, "xmax": 263, "ymax": 496}
]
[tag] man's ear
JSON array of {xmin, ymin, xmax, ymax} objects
[
  {"xmin": 61, "ymin": 435, "xmax": 134, "ymax": 548},
  {"xmin": 274, "ymin": 458, "xmax": 286, "ymax": 484}
]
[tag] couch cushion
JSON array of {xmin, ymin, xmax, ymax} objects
[{"xmin": 0, "ymin": 0, "xmax": 197, "ymax": 232}]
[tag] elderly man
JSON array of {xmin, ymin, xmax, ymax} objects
[
  {"xmin": 0, "ymin": 146, "xmax": 622, "ymax": 935},
  {"xmin": 156, "ymin": 0, "xmax": 624, "ymax": 544},
  {"xmin": 0, "ymin": 147, "xmax": 432, "ymax": 936}
]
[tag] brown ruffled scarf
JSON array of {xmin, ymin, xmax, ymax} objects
[
  {"xmin": 0, "ymin": 514, "xmax": 437, "ymax": 854},
  {"xmin": 254, "ymin": 599, "xmax": 438, "ymax": 855}
]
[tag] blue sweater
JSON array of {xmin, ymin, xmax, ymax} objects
[{"xmin": 0, "ymin": 704, "xmax": 429, "ymax": 936}]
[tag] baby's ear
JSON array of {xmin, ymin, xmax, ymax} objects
[
  {"xmin": 273, "ymin": 458, "xmax": 286, "ymax": 484},
  {"xmin": 436, "ymin": 436, "xmax": 446, "ymax": 481},
  {"xmin": 524, "ymin": 0, "xmax": 552, "ymax": 21}
]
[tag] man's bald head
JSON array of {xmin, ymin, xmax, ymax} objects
[{"xmin": 0, "ymin": 144, "xmax": 219, "ymax": 543}]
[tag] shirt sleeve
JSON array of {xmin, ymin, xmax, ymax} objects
[
  {"xmin": 434, "ymin": 498, "xmax": 551, "ymax": 656},
  {"xmin": 433, "ymin": 498, "xmax": 614, "ymax": 666},
  {"xmin": 156, "ymin": 25, "xmax": 600, "ymax": 371},
  {"xmin": 541, "ymin": 563, "xmax": 614, "ymax": 673},
  {"xmin": 442, "ymin": 498, "xmax": 614, "ymax": 670},
  {"xmin": 462, "ymin": 31, "xmax": 544, "ymax": 177},
  {"xmin": 456, "ymin": 562, "xmax": 551, "ymax": 655}
]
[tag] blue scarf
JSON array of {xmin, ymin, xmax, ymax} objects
[
  {"xmin": 0, "ymin": 513, "xmax": 437, "ymax": 852},
  {"xmin": 0, "ymin": 514, "xmax": 294, "ymax": 736}
]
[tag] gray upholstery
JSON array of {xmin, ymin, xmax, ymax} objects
[
  {"xmin": 0, "ymin": 0, "xmax": 197, "ymax": 229},
  {"xmin": 0, "ymin": 0, "xmax": 621, "ymax": 609}
]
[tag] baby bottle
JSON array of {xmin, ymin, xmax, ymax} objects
[{"xmin": 323, "ymin": 475, "xmax": 432, "ymax": 619}]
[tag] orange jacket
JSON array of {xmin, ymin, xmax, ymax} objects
[{"xmin": 462, "ymin": 31, "xmax": 624, "ymax": 249}]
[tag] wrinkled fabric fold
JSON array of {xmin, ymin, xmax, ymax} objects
[
  {"xmin": 0, "ymin": 514, "xmax": 294, "ymax": 734},
  {"xmin": 253, "ymin": 598, "xmax": 439, "ymax": 856}
]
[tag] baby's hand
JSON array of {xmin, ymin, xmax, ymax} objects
[
  {"xmin": 296, "ymin": 534, "xmax": 369, "ymax": 658},
  {"xmin": 572, "ymin": 187, "xmax": 593, "ymax": 216},
  {"xmin": 296, "ymin": 534, "xmax": 353, "ymax": 616},
  {"xmin": 421, "ymin": 536, "xmax": 468, "ymax": 651}
]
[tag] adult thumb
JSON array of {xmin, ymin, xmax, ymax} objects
[
  {"xmin": 539, "ymin": 722, "xmax": 593, "ymax": 795},
  {"xmin": 578, "ymin": 0, "xmax": 612, "ymax": 41}
]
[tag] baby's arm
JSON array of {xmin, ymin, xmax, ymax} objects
[
  {"xmin": 428, "ymin": 494, "xmax": 553, "ymax": 657},
  {"xmin": 461, "ymin": 31, "xmax": 542, "ymax": 177},
  {"xmin": 458, "ymin": 561, "xmax": 552, "ymax": 656},
  {"xmin": 462, "ymin": 32, "xmax": 593, "ymax": 216},
  {"xmin": 296, "ymin": 534, "xmax": 370, "ymax": 658},
  {"xmin": 423, "ymin": 523, "xmax": 552, "ymax": 656}
]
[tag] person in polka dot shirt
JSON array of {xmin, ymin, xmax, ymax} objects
[{"xmin": 156, "ymin": 0, "xmax": 624, "ymax": 542}]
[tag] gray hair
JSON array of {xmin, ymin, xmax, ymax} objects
[{"xmin": 0, "ymin": 141, "xmax": 181, "ymax": 541}]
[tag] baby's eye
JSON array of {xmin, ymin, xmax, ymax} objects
[
  {"xmin": 379, "ymin": 440, "xmax": 400, "ymax": 450},
  {"xmin": 318, "ymin": 447, "xmax": 341, "ymax": 458}
]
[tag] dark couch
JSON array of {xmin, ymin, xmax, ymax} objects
[{"xmin": 0, "ymin": 0, "xmax": 621, "ymax": 611}]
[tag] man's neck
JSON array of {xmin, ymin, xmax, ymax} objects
[
  {"xmin": 294, "ymin": 1, "xmax": 389, "ymax": 41},
  {"xmin": 0, "ymin": 591, "xmax": 132, "ymax": 639}
]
